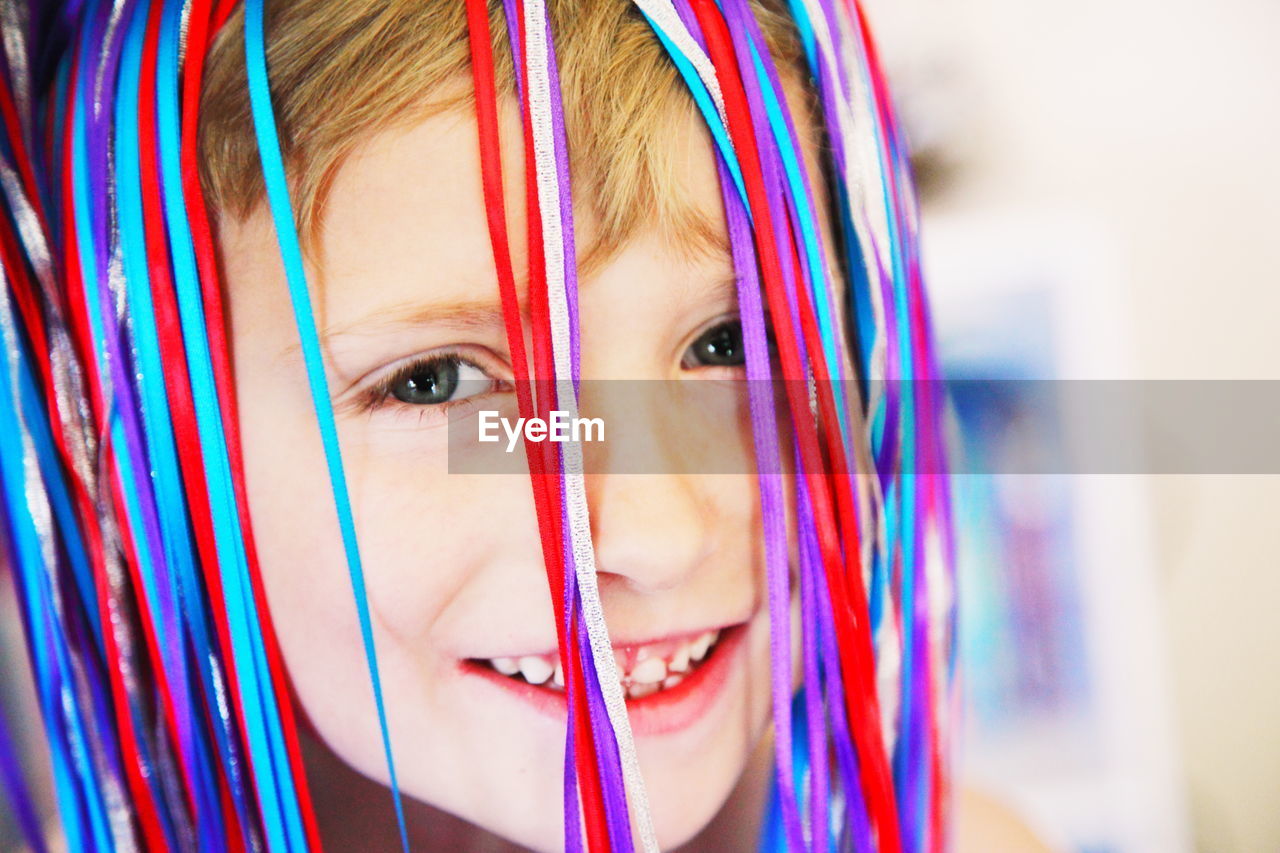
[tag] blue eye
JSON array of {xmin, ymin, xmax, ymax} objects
[
  {"xmin": 385, "ymin": 356, "xmax": 492, "ymax": 405},
  {"xmin": 683, "ymin": 319, "xmax": 745, "ymax": 369}
]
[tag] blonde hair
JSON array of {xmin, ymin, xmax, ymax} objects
[{"xmin": 198, "ymin": 0, "xmax": 808, "ymax": 268}]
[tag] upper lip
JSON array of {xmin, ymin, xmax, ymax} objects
[{"xmin": 465, "ymin": 618, "xmax": 749, "ymax": 660}]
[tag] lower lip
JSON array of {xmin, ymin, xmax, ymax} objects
[{"xmin": 461, "ymin": 625, "xmax": 746, "ymax": 738}]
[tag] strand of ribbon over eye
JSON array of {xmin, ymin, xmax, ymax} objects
[
  {"xmin": 507, "ymin": 0, "xmax": 624, "ymax": 849},
  {"xmin": 463, "ymin": 1, "xmax": 618, "ymax": 849},
  {"xmin": 516, "ymin": 1, "xmax": 661, "ymax": 851},
  {"xmin": 503, "ymin": 0, "xmax": 660, "ymax": 848},
  {"xmin": 639, "ymin": 0, "xmax": 956, "ymax": 851},
  {"xmin": 698, "ymin": 5, "xmax": 903, "ymax": 851},
  {"xmin": 620, "ymin": 15, "xmax": 864, "ymax": 850},
  {"xmin": 628, "ymin": 7, "xmax": 811, "ymax": 851},
  {"xmin": 645, "ymin": 3, "xmax": 811, "ymax": 850},
  {"xmin": 0, "ymin": 0, "xmax": 332, "ymax": 849}
]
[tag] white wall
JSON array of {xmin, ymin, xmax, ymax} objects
[{"xmin": 863, "ymin": 0, "xmax": 1280, "ymax": 849}]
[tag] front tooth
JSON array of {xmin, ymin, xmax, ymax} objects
[
  {"xmin": 630, "ymin": 656, "xmax": 667, "ymax": 685},
  {"xmin": 689, "ymin": 631, "xmax": 716, "ymax": 662},
  {"xmin": 627, "ymin": 681, "xmax": 659, "ymax": 699},
  {"xmin": 552, "ymin": 661, "xmax": 565, "ymax": 689},
  {"xmin": 668, "ymin": 645, "xmax": 691, "ymax": 673},
  {"xmin": 492, "ymin": 657, "xmax": 519, "ymax": 676},
  {"xmin": 518, "ymin": 655, "xmax": 554, "ymax": 685},
  {"xmin": 662, "ymin": 674, "xmax": 685, "ymax": 690}
]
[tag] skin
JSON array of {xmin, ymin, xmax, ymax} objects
[
  {"xmin": 223, "ymin": 100, "xmax": 781, "ymax": 852},
  {"xmin": 220, "ymin": 94, "xmax": 1051, "ymax": 853}
]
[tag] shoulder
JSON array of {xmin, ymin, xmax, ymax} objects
[{"xmin": 956, "ymin": 787, "xmax": 1057, "ymax": 853}]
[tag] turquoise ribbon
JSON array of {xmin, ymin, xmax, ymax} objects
[{"xmin": 243, "ymin": 0, "xmax": 410, "ymax": 848}]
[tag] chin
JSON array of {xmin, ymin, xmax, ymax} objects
[
  {"xmin": 651, "ymin": 797, "xmax": 736, "ymax": 851},
  {"xmin": 299, "ymin": 606, "xmax": 773, "ymax": 851},
  {"xmin": 490, "ymin": 780, "xmax": 738, "ymax": 853},
  {"xmin": 642, "ymin": 737, "xmax": 756, "ymax": 851},
  {"xmin": 469, "ymin": 615, "xmax": 774, "ymax": 850}
]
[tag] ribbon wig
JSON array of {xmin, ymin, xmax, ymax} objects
[{"xmin": 0, "ymin": 0, "xmax": 955, "ymax": 850}]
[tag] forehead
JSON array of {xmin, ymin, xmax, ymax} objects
[
  {"xmin": 297, "ymin": 99, "xmax": 737, "ymax": 351},
  {"xmin": 317, "ymin": 95, "xmax": 730, "ymax": 291}
]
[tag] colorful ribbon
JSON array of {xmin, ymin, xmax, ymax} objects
[{"xmin": 0, "ymin": 1, "xmax": 954, "ymax": 851}]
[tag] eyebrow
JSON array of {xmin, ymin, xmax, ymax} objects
[
  {"xmin": 282, "ymin": 270, "xmax": 745, "ymax": 360},
  {"xmin": 328, "ymin": 273, "xmax": 741, "ymax": 341},
  {"xmin": 679, "ymin": 273, "xmax": 742, "ymax": 314},
  {"xmin": 277, "ymin": 298, "xmax": 515, "ymax": 359},
  {"xmin": 327, "ymin": 299, "xmax": 512, "ymax": 338}
]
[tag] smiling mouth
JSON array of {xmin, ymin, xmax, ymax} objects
[
  {"xmin": 462, "ymin": 624, "xmax": 748, "ymax": 737},
  {"xmin": 468, "ymin": 626, "xmax": 731, "ymax": 700}
]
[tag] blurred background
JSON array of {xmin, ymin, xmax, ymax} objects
[{"xmin": 860, "ymin": 0, "xmax": 1279, "ymax": 849}]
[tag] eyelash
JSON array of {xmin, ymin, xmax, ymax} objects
[
  {"xmin": 353, "ymin": 313, "xmax": 770, "ymax": 416},
  {"xmin": 355, "ymin": 351, "xmax": 509, "ymax": 415},
  {"xmin": 681, "ymin": 313, "xmax": 777, "ymax": 371}
]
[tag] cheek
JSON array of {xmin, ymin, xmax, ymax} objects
[
  {"xmin": 235, "ymin": 335, "xmax": 785, "ymax": 848},
  {"xmin": 236, "ymin": 389, "xmax": 387, "ymax": 759},
  {"xmin": 241, "ymin": 397, "xmax": 529, "ymax": 686},
  {"xmin": 344, "ymin": 440, "xmax": 547, "ymax": 651}
]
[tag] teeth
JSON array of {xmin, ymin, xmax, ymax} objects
[
  {"xmin": 627, "ymin": 681, "xmax": 660, "ymax": 699},
  {"xmin": 492, "ymin": 656, "xmax": 520, "ymax": 676},
  {"xmin": 518, "ymin": 655, "xmax": 554, "ymax": 685},
  {"xmin": 630, "ymin": 656, "xmax": 667, "ymax": 685},
  {"xmin": 485, "ymin": 627, "xmax": 726, "ymax": 697},
  {"xmin": 689, "ymin": 630, "xmax": 717, "ymax": 662}
]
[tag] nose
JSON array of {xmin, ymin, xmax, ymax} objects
[
  {"xmin": 578, "ymin": 380, "xmax": 715, "ymax": 592},
  {"xmin": 587, "ymin": 471, "xmax": 713, "ymax": 594}
]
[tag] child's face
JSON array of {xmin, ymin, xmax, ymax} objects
[{"xmin": 222, "ymin": 103, "xmax": 801, "ymax": 851}]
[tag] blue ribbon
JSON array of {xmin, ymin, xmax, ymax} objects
[{"xmin": 243, "ymin": 0, "xmax": 410, "ymax": 848}]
